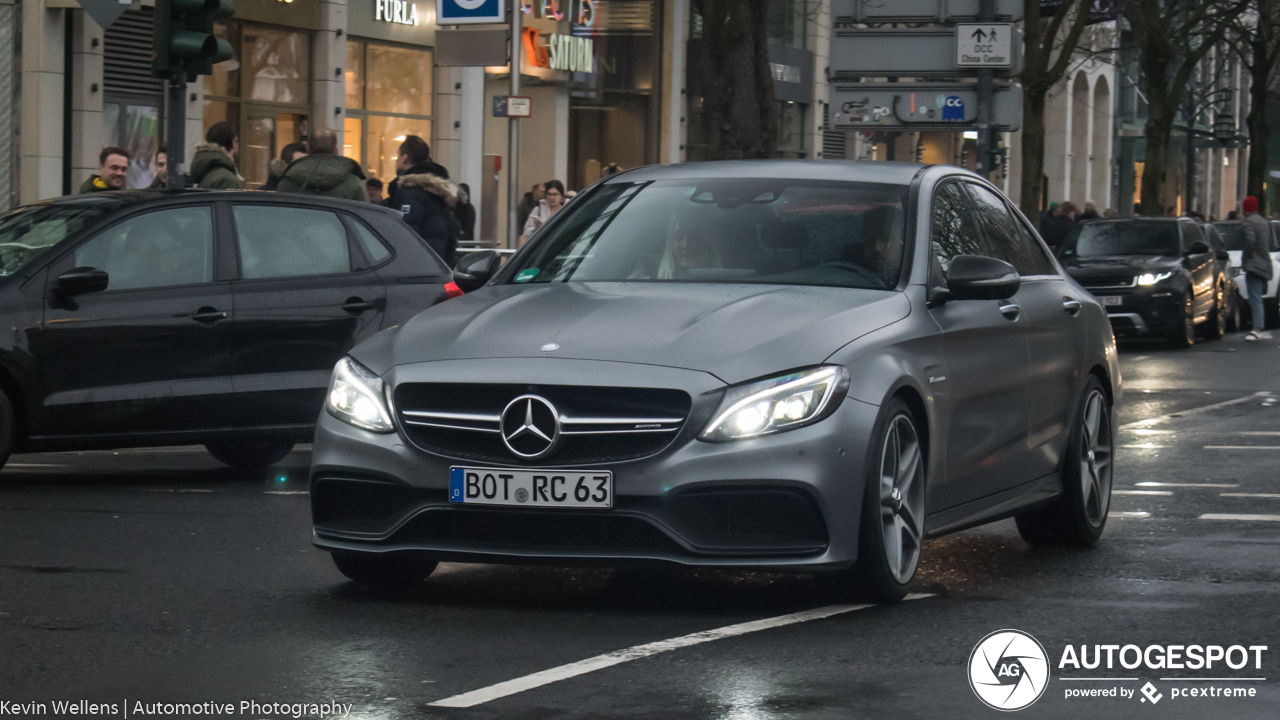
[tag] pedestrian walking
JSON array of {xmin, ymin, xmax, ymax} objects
[
  {"xmin": 385, "ymin": 136, "xmax": 448, "ymax": 201},
  {"xmin": 1241, "ymin": 196, "xmax": 1273, "ymax": 341},
  {"xmin": 454, "ymin": 183, "xmax": 477, "ymax": 241},
  {"xmin": 189, "ymin": 122, "xmax": 243, "ymax": 190},
  {"xmin": 1080, "ymin": 201, "xmax": 1100, "ymax": 220},
  {"xmin": 384, "ymin": 147, "xmax": 459, "ymax": 267},
  {"xmin": 79, "ymin": 147, "xmax": 129, "ymax": 193},
  {"xmin": 523, "ymin": 180, "xmax": 566, "ymax": 237},
  {"xmin": 275, "ymin": 128, "xmax": 365, "ymax": 202},
  {"xmin": 148, "ymin": 145, "xmax": 169, "ymax": 189}
]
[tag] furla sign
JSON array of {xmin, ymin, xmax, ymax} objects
[{"xmin": 376, "ymin": 0, "xmax": 420, "ymax": 26}]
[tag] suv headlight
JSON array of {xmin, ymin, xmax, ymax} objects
[
  {"xmin": 1137, "ymin": 271, "xmax": 1174, "ymax": 286},
  {"xmin": 326, "ymin": 357, "xmax": 395, "ymax": 432},
  {"xmin": 700, "ymin": 366, "xmax": 850, "ymax": 442}
]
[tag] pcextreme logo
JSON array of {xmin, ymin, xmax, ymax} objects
[{"xmin": 968, "ymin": 629, "xmax": 1051, "ymax": 711}]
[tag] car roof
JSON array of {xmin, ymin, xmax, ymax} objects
[
  {"xmin": 607, "ymin": 160, "xmax": 933, "ymax": 186},
  {"xmin": 27, "ymin": 188, "xmax": 401, "ymax": 218}
]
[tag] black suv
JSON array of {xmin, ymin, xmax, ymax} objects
[
  {"xmin": 0, "ymin": 191, "xmax": 454, "ymax": 469},
  {"xmin": 1058, "ymin": 218, "xmax": 1229, "ymax": 347}
]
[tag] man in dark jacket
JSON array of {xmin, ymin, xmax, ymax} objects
[
  {"xmin": 275, "ymin": 129, "xmax": 365, "ymax": 201},
  {"xmin": 1241, "ymin": 195, "xmax": 1274, "ymax": 340},
  {"xmin": 385, "ymin": 136, "xmax": 448, "ymax": 200},
  {"xmin": 1040, "ymin": 201, "xmax": 1078, "ymax": 252},
  {"xmin": 79, "ymin": 147, "xmax": 129, "ymax": 193},
  {"xmin": 189, "ymin": 122, "xmax": 243, "ymax": 189},
  {"xmin": 385, "ymin": 163, "xmax": 459, "ymax": 267},
  {"xmin": 261, "ymin": 142, "xmax": 308, "ymax": 192}
]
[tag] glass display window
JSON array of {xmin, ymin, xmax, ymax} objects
[{"xmin": 343, "ymin": 39, "xmax": 434, "ymax": 182}]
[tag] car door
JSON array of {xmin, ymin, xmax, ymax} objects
[
  {"xmin": 965, "ymin": 182, "xmax": 1085, "ymax": 481},
  {"xmin": 925, "ymin": 180, "xmax": 1035, "ymax": 509},
  {"xmin": 39, "ymin": 204, "xmax": 235, "ymax": 437},
  {"xmin": 228, "ymin": 202, "xmax": 387, "ymax": 428},
  {"xmin": 1180, "ymin": 222, "xmax": 1215, "ymax": 319}
]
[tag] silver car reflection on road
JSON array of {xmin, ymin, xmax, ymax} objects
[{"xmin": 311, "ymin": 161, "xmax": 1120, "ymax": 601}]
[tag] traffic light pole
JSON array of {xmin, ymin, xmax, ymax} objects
[
  {"xmin": 167, "ymin": 75, "xmax": 187, "ymax": 188},
  {"xmin": 975, "ymin": 0, "xmax": 995, "ymax": 179}
]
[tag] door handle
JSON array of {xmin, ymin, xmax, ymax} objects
[
  {"xmin": 341, "ymin": 297, "xmax": 377, "ymax": 314},
  {"xmin": 191, "ymin": 307, "xmax": 228, "ymax": 324},
  {"xmin": 1062, "ymin": 298, "xmax": 1082, "ymax": 315},
  {"xmin": 999, "ymin": 302, "xmax": 1021, "ymax": 320}
]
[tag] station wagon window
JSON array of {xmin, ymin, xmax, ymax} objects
[
  {"xmin": 74, "ymin": 206, "xmax": 214, "ymax": 291},
  {"xmin": 1180, "ymin": 223, "xmax": 1205, "ymax": 252},
  {"xmin": 234, "ymin": 206, "xmax": 351, "ymax": 279}
]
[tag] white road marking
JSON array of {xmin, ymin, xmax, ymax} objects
[
  {"xmin": 1060, "ymin": 677, "xmax": 1139, "ymax": 681},
  {"xmin": 1234, "ymin": 431, "xmax": 1280, "ymax": 435},
  {"xmin": 1204, "ymin": 445, "xmax": 1280, "ymax": 450},
  {"xmin": 141, "ymin": 488, "xmax": 215, "ymax": 493},
  {"xmin": 1113, "ymin": 490, "xmax": 1172, "ymax": 496},
  {"xmin": 1199, "ymin": 514, "xmax": 1280, "ymax": 522},
  {"xmin": 265, "ymin": 491, "xmax": 309, "ymax": 495},
  {"xmin": 428, "ymin": 593, "xmax": 934, "ymax": 708},
  {"xmin": 1111, "ymin": 511, "xmax": 1150, "ymax": 518},
  {"xmin": 1120, "ymin": 391, "xmax": 1273, "ymax": 430},
  {"xmin": 1220, "ymin": 493, "xmax": 1280, "ymax": 498},
  {"xmin": 2, "ymin": 463, "xmax": 64, "ymax": 468},
  {"xmin": 1160, "ymin": 678, "xmax": 1267, "ymax": 681},
  {"xmin": 1136, "ymin": 482, "xmax": 1238, "ymax": 488}
]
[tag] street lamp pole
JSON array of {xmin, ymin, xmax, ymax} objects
[{"xmin": 507, "ymin": 2, "xmax": 522, "ymax": 249}]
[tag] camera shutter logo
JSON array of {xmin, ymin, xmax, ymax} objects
[{"xmin": 968, "ymin": 630, "xmax": 1050, "ymax": 711}]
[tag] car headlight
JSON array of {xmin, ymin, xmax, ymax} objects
[
  {"xmin": 1137, "ymin": 271, "xmax": 1174, "ymax": 286},
  {"xmin": 700, "ymin": 366, "xmax": 851, "ymax": 442},
  {"xmin": 326, "ymin": 357, "xmax": 395, "ymax": 432}
]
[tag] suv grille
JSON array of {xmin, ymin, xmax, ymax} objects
[
  {"xmin": 394, "ymin": 383, "xmax": 693, "ymax": 466},
  {"xmin": 1077, "ymin": 275, "xmax": 1136, "ymax": 290}
]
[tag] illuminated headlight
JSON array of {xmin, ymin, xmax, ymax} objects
[
  {"xmin": 326, "ymin": 357, "xmax": 395, "ymax": 432},
  {"xmin": 701, "ymin": 366, "xmax": 850, "ymax": 442},
  {"xmin": 1137, "ymin": 271, "xmax": 1174, "ymax": 286}
]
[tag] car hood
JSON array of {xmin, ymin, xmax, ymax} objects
[
  {"xmin": 1060, "ymin": 255, "xmax": 1182, "ymax": 278},
  {"xmin": 354, "ymin": 282, "xmax": 912, "ymax": 384}
]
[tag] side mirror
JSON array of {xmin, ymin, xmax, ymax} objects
[
  {"xmin": 1186, "ymin": 241, "xmax": 1210, "ymax": 255},
  {"xmin": 453, "ymin": 250, "xmax": 500, "ymax": 292},
  {"xmin": 55, "ymin": 267, "xmax": 109, "ymax": 296},
  {"xmin": 945, "ymin": 255, "xmax": 1021, "ymax": 301}
]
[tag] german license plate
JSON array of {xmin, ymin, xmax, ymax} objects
[
  {"xmin": 1097, "ymin": 295, "xmax": 1123, "ymax": 306},
  {"xmin": 449, "ymin": 467, "xmax": 613, "ymax": 508}
]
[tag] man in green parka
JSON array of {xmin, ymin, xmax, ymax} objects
[
  {"xmin": 275, "ymin": 128, "xmax": 366, "ymax": 202},
  {"xmin": 189, "ymin": 122, "xmax": 243, "ymax": 190}
]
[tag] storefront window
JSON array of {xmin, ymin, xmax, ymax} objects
[
  {"xmin": 242, "ymin": 26, "xmax": 309, "ymax": 104},
  {"xmin": 344, "ymin": 40, "xmax": 434, "ymax": 182},
  {"xmin": 103, "ymin": 102, "xmax": 161, "ymax": 189}
]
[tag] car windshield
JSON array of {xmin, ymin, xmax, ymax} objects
[
  {"xmin": 1059, "ymin": 221, "xmax": 1180, "ymax": 258},
  {"xmin": 0, "ymin": 203, "xmax": 114, "ymax": 276},
  {"xmin": 506, "ymin": 179, "xmax": 910, "ymax": 290},
  {"xmin": 1213, "ymin": 223, "xmax": 1246, "ymax": 250}
]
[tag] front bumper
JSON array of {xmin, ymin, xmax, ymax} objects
[
  {"xmin": 310, "ymin": 358, "xmax": 881, "ymax": 570},
  {"xmin": 1085, "ymin": 285, "xmax": 1186, "ymax": 336}
]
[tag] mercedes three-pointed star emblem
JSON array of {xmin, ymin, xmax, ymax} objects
[{"xmin": 500, "ymin": 395, "xmax": 561, "ymax": 459}]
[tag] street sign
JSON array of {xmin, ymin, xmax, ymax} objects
[
  {"xmin": 831, "ymin": 29, "xmax": 1022, "ymax": 77},
  {"xmin": 836, "ymin": 0, "xmax": 1023, "ymax": 23},
  {"xmin": 830, "ymin": 83, "xmax": 1023, "ymax": 132},
  {"xmin": 955, "ymin": 24, "xmax": 1014, "ymax": 68},
  {"xmin": 437, "ymin": 0, "xmax": 506, "ymax": 25},
  {"xmin": 506, "ymin": 96, "xmax": 532, "ymax": 117}
]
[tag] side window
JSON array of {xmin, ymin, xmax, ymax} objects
[
  {"xmin": 1179, "ymin": 223, "xmax": 1203, "ymax": 252},
  {"xmin": 74, "ymin": 206, "xmax": 214, "ymax": 291},
  {"xmin": 234, "ymin": 206, "xmax": 351, "ymax": 280},
  {"xmin": 1206, "ymin": 227, "xmax": 1225, "ymax": 254},
  {"xmin": 930, "ymin": 182, "xmax": 985, "ymax": 273},
  {"xmin": 1270, "ymin": 222, "xmax": 1280, "ymax": 252},
  {"xmin": 351, "ymin": 219, "xmax": 392, "ymax": 265},
  {"xmin": 966, "ymin": 184, "xmax": 1056, "ymax": 276}
]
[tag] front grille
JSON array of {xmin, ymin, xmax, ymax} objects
[
  {"xmin": 1077, "ymin": 275, "xmax": 1136, "ymax": 290},
  {"xmin": 394, "ymin": 383, "xmax": 692, "ymax": 466},
  {"xmin": 393, "ymin": 507, "xmax": 682, "ymax": 552},
  {"xmin": 667, "ymin": 488, "xmax": 828, "ymax": 550}
]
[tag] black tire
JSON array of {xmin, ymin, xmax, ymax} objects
[
  {"xmin": 1167, "ymin": 292, "xmax": 1195, "ymax": 348},
  {"xmin": 204, "ymin": 438, "xmax": 295, "ymax": 469},
  {"xmin": 1204, "ymin": 284, "xmax": 1226, "ymax": 340},
  {"xmin": 0, "ymin": 390, "xmax": 16, "ymax": 472},
  {"xmin": 1266, "ymin": 297, "xmax": 1280, "ymax": 330},
  {"xmin": 1016, "ymin": 376, "xmax": 1112, "ymax": 547},
  {"xmin": 332, "ymin": 552, "xmax": 438, "ymax": 589},
  {"xmin": 829, "ymin": 397, "xmax": 926, "ymax": 603}
]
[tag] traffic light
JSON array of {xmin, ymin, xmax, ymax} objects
[{"xmin": 153, "ymin": 0, "xmax": 235, "ymax": 79}]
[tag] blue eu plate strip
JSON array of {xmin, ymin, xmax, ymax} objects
[{"xmin": 449, "ymin": 467, "xmax": 465, "ymax": 503}]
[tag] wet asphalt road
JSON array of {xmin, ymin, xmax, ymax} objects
[{"xmin": 1, "ymin": 332, "xmax": 1279, "ymax": 719}]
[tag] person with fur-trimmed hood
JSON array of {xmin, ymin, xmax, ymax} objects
[
  {"xmin": 385, "ymin": 136, "xmax": 459, "ymax": 266},
  {"xmin": 189, "ymin": 122, "xmax": 243, "ymax": 190}
]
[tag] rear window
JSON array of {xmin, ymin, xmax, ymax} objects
[{"xmin": 1060, "ymin": 221, "xmax": 1181, "ymax": 258}]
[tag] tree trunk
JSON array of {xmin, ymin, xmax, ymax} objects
[
  {"xmin": 1019, "ymin": 88, "xmax": 1049, "ymax": 221},
  {"xmin": 1246, "ymin": 38, "xmax": 1272, "ymax": 199},
  {"xmin": 695, "ymin": 0, "xmax": 777, "ymax": 160},
  {"xmin": 1141, "ymin": 87, "xmax": 1175, "ymax": 216}
]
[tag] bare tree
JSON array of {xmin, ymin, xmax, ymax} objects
[
  {"xmin": 1121, "ymin": 0, "xmax": 1248, "ymax": 215},
  {"xmin": 1018, "ymin": 0, "xmax": 1093, "ymax": 221},
  {"xmin": 691, "ymin": 0, "xmax": 778, "ymax": 159},
  {"xmin": 1231, "ymin": 0, "xmax": 1280, "ymax": 200}
]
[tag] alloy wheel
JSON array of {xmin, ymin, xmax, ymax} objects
[
  {"xmin": 879, "ymin": 413, "xmax": 925, "ymax": 584},
  {"xmin": 1079, "ymin": 389, "xmax": 1113, "ymax": 528}
]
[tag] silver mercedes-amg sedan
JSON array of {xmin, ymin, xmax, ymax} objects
[{"xmin": 311, "ymin": 161, "xmax": 1120, "ymax": 601}]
